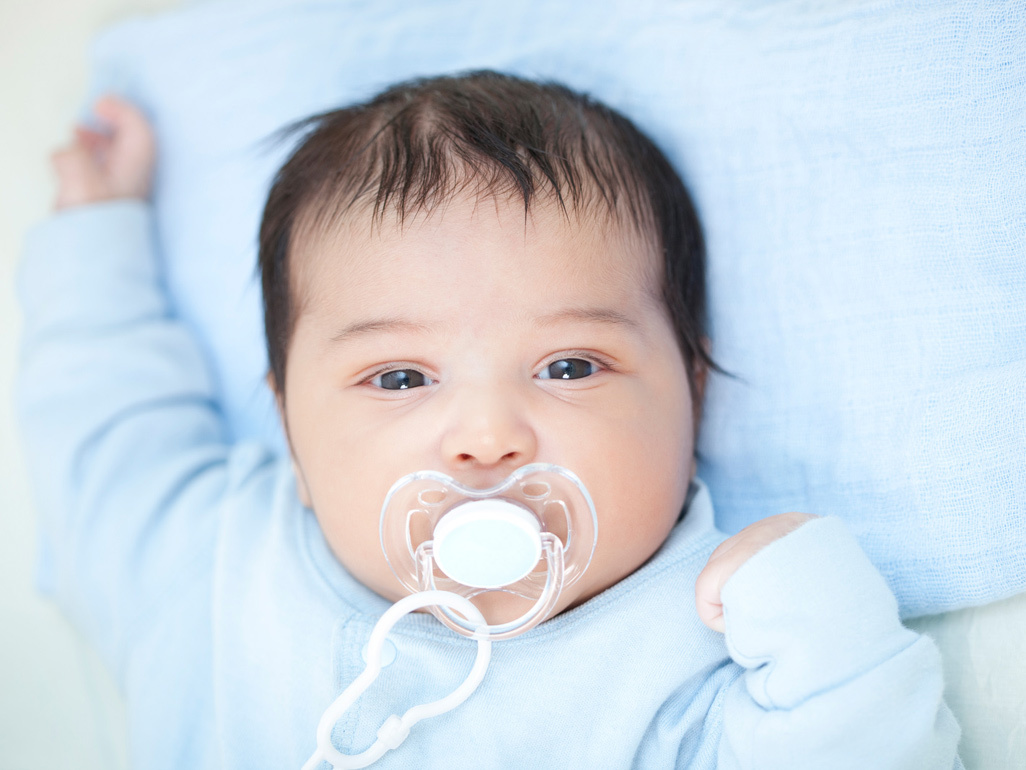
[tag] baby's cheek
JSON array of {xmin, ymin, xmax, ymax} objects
[
  {"xmin": 583, "ymin": 468, "xmax": 684, "ymax": 591},
  {"xmin": 306, "ymin": 441, "xmax": 402, "ymax": 596},
  {"xmin": 319, "ymin": 501, "xmax": 402, "ymax": 599},
  {"xmin": 603, "ymin": 413, "xmax": 692, "ymax": 564}
]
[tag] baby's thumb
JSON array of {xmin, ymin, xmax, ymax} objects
[
  {"xmin": 694, "ymin": 538, "xmax": 747, "ymax": 634},
  {"xmin": 93, "ymin": 96, "xmax": 153, "ymax": 152},
  {"xmin": 52, "ymin": 144, "xmax": 105, "ymax": 210},
  {"xmin": 91, "ymin": 95, "xmax": 155, "ymax": 198}
]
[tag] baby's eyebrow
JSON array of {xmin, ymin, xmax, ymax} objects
[
  {"xmin": 534, "ymin": 307, "xmax": 641, "ymax": 332},
  {"xmin": 330, "ymin": 317, "xmax": 433, "ymax": 343},
  {"xmin": 331, "ymin": 307, "xmax": 640, "ymax": 344}
]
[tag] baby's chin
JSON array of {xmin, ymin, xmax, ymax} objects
[
  {"xmin": 464, "ymin": 582, "xmax": 600, "ymax": 629},
  {"xmin": 398, "ymin": 586, "xmax": 583, "ymax": 630},
  {"xmin": 366, "ymin": 558, "xmax": 616, "ymax": 631}
]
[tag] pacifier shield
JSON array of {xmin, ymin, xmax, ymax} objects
[
  {"xmin": 379, "ymin": 463, "xmax": 597, "ymax": 639},
  {"xmin": 433, "ymin": 500, "xmax": 542, "ymax": 589}
]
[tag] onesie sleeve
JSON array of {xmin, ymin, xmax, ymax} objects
[
  {"xmin": 15, "ymin": 201, "xmax": 240, "ymax": 683},
  {"xmin": 715, "ymin": 517, "xmax": 962, "ymax": 770}
]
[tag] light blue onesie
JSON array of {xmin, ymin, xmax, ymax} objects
[{"xmin": 16, "ymin": 201, "xmax": 962, "ymax": 769}]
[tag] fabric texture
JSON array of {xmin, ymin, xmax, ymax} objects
[
  {"xmin": 15, "ymin": 202, "xmax": 961, "ymax": 767},
  {"xmin": 78, "ymin": 0, "xmax": 1026, "ymax": 617}
]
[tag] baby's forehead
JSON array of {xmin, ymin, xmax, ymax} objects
[{"xmin": 288, "ymin": 190, "xmax": 663, "ymax": 309}]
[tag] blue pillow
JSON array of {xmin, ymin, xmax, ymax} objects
[{"xmin": 82, "ymin": 0, "xmax": 1026, "ymax": 617}]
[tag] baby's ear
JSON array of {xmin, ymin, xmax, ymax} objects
[
  {"xmin": 689, "ymin": 339, "xmax": 712, "ymax": 442},
  {"xmin": 290, "ymin": 457, "xmax": 313, "ymax": 509},
  {"xmin": 267, "ymin": 371, "xmax": 288, "ymax": 418},
  {"xmin": 694, "ymin": 337, "xmax": 711, "ymax": 402},
  {"xmin": 265, "ymin": 372, "xmax": 313, "ymax": 509}
]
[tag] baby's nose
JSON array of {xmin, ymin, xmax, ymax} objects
[{"xmin": 440, "ymin": 389, "xmax": 537, "ymax": 477}]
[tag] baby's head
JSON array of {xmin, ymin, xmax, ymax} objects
[{"xmin": 259, "ymin": 71, "xmax": 712, "ymax": 620}]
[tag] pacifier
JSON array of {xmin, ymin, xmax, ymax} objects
[
  {"xmin": 303, "ymin": 464, "xmax": 597, "ymax": 769},
  {"xmin": 380, "ymin": 463, "xmax": 598, "ymax": 640}
]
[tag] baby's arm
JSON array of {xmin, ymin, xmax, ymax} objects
[
  {"xmin": 696, "ymin": 517, "xmax": 961, "ymax": 769},
  {"xmin": 17, "ymin": 97, "xmax": 243, "ymax": 680}
]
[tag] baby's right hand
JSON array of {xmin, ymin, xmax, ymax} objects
[
  {"xmin": 695, "ymin": 511, "xmax": 818, "ymax": 633},
  {"xmin": 51, "ymin": 95, "xmax": 156, "ymax": 210}
]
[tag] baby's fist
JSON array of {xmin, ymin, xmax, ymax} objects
[
  {"xmin": 51, "ymin": 95, "xmax": 155, "ymax": 210},
  {"xmin": 695, "ymin": 512, "xmax": 818, "ymax": 633}
]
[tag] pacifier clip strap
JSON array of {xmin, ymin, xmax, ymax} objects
[{"xmin": 302, "ymin": 591, "xmax": 492, "ymax": 770}]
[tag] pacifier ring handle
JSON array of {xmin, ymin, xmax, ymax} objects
[{"xmin": 302, "ymin": 591, "xmax": 491, "ymax": 770}]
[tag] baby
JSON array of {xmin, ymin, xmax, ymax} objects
[{"xmin": 20, "ymin": 72, "xmax": 960, "ymax": 768}]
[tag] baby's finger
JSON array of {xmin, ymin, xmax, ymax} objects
[
  {"xmin": 90, "ymin": 94, "xmax": 156, "ymax": 198},
  {"xmin": 75, "ymin": 125, "xmax": 112, "ymax": 153},
  {"xmin": 51, "ymin": 145, "xmax": 107, "ymax": 209},
  {"xmin": 92, "ymin": 94, "xmax": 134, "ymax": 125},
  {"xmin": 705, "ymin": 532, "xmax": 743, "ymax": 564},
  {"xmin": 93, "ymin": 95, "xmax": 153, "ymax": 149},
  {"xmin": 694, "ymin": 545, "xmax": 748, "ymax": 634},
  {"xmin": 696, "ymin": 524, "xmax": 781, "ymax": 633},
  {"xmin": 51, "ymin": 144, "xmax": 93, "ymax": 175},
  {"xmin": 695, "ymin": 513, "xmax": 818, "ymax": 634}
]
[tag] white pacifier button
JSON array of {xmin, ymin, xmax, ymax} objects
[{"xmin": 432, "ymin": 500, "xmax": 542, "ymax": 589}]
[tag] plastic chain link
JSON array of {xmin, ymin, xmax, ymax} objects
[{"xmin": 301, "ymin": 591, "xmax": 492, "ymax": 769}]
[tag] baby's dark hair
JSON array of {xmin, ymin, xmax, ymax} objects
[{"xmin": 259, "ymin": 70, "xmax": 715, "ymax": 400}]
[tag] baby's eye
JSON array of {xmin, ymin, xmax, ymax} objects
[
  {"xmin": 371, "ymin": 369, "xmax": 433, "ymax": 390},
  {"xmin": 537, "ymin": 358, "xmax": 598, "ymax": 380}
]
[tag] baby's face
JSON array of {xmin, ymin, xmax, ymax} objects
[{"xmin": 280, "ymin": 194, "xmax": 696, "ymax": 621}]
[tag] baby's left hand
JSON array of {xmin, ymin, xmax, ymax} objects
[
  {"xmin": 51, "ymin": 94, "xmax": 155, "ymax": 210},
  {"xmin": 695, "ymin": 512, "xmax": 818, "ymax": 633}
]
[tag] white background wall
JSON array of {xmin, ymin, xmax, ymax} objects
[{"xmin": 0, "ymin": 2, "xmax": 1023, "ymax": 768}]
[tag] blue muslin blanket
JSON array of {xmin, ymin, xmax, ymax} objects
[{"xmin": 71, "ymin": 0, "xmax": 1025, "ymax": 617}]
